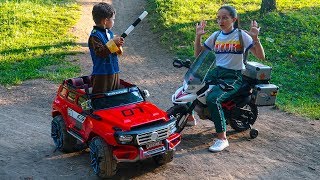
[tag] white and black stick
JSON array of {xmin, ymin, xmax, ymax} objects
[{"xmin": 121, "ymin": 11, "xmax": 148, "ymax": 38}]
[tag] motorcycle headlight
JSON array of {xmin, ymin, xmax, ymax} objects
[
  {"xmin": 118, "ymin": 135, "xmax": 133, "ymax": 144},
  {"xmin": 188, "ymin": 85, "xmax": 196, "ymax": 90}
]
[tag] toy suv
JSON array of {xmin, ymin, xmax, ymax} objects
[{"xmin": 51, "ymin": 75, "xmax": 181, "ymax": 178}]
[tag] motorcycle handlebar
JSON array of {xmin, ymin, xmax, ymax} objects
[{"xmin": 172, "ymin": 59, "xmax": 191, "ymax": 68}]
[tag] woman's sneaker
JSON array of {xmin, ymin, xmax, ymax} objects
[{"xmin": 208, "ymin": 139, "xmax": 229, "ymax": 152}]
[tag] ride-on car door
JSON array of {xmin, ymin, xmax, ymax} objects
[{"xmin": 66, "ymin": 91, "xmax": 86, "ymax": 136}]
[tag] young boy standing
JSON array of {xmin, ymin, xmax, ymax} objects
[{"xmin": 89, "ymin": 2, "xmax": 124, "ymax": 94}]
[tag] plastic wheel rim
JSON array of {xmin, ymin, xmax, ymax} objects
[
  {"xmin": 234, "ymin": 118, "xmax": 250, "ymax": 128},
  {"xmin": 51, "ymin": 121, "xmax": 63, "ymax": 149},
  {"xmin": 89, "ymin": 144, "xmax": 100, "ymax": 174},
  {"xmin": 232, "ymin": 104, "xmax": 255, "ymax": 129}
]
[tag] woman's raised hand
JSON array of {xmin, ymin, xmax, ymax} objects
[
  {"xmin": 196, "ymin": 20, "xmax": 207, "ymax": 36},
  {"xmin": 245, "ymin": 20, "xmax": 260, "ymax": 40}
]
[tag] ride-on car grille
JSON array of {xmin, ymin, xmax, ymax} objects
[{"xmin": 136, "ymin": 125, "xmax": 171, "ymax": 145}]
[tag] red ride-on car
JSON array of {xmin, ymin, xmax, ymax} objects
[{"xmin": 51, "ymin": 75, "xmax": 181, "ymax": 178}]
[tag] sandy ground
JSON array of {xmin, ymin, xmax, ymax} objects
[{"xmin": 0, "ymin": 0, "xmax": 319, "ymax": 179}]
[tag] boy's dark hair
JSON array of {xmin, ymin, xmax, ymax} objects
[{"xmin": 92, "ymin": 2, "xmax": 115, "ymax": 24}]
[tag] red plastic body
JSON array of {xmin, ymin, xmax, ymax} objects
[{"xmin": 52, "ymin": 76, "xmax": 181, "ymax": 162}]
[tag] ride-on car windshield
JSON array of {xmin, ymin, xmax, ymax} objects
[
  {"xmin": 184, "ymin": 49, "xmax": 216, "ymax": 85},
  {"xmin": 91, "ymin": 86, "xmax": 144, "ymax": 110}
]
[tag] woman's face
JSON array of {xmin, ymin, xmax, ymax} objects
[{"xmin": 216, "ymin": 8, "xmax": 236, "ymax": 33}]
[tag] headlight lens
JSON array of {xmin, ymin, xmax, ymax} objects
[
  {"xmin": 168, "ymin": 119, "xmax": 177, "ymax": 135},
  {"xmin": 188, "ymin": 85, "xmax": 196, "ymax": 90}
]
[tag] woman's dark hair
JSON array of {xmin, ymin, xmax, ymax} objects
[
  {"xmin": 219, "ymin": 5, "xmax": 240, "ymax": 28},
  {"xmin": 92, "ymin": 2, "xmax": 115, "ymax": 24}
]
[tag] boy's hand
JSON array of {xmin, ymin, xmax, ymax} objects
[
  {"xmin": 106, "ymin": 37, "xmax": 124, "ymax": 55},
  {"xmin": 113, "ymin": 36, "xmax": 124, "ymax": 46}
]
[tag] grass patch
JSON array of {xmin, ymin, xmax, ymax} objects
[
  {"xmin": 0, "ymin": 0, "xmax": 81, "ymax": 85},
  {"xmin": 146, "ymin": 0, "xmax": 320, "ymax": 119}
]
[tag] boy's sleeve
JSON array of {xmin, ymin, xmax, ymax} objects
[{"xmin": 89, "ymin": 36, "xmax": 111, "ymax": 58}]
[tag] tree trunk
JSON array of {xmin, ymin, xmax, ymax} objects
[{"xmin": 260, "ymin": 0, "xmax": 277, "ymax": 13}]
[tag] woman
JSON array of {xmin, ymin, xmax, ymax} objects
[{"xmin": 194, "ymin": 5, "xmax": 265, "ymax": 152}]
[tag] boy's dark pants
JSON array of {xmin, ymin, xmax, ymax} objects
[
  {"xmin": 92, "ymin": 73, "xmax": 119, "ymax": 94},
  {"xmin": 205, "ymin": 67, "xmax": 243, "ymax": 133}
]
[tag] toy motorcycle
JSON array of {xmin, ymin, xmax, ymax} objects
[{"xmin": 167, "ymin": 49, "xmax": 279, "ymax": 138}]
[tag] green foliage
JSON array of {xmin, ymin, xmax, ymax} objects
[
  {"xmin": 146, "ymin": 0, "xmax": 320, "ymax": 119},
  {"xmin": 0, "ymin": 0, "xmax": 81, "ymax": 85}
]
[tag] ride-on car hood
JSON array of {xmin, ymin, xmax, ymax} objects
[{"xmin": 93, "ymin": 102, "xmax": 168, "ymax": 131}]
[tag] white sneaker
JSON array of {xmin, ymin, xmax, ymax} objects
[
  {"xmin": 186, "ymin": 115, "xmax": 197, "ymax": 126},
  {"xmin": 208, "ymin": 139, "xmax": 229, "ymax": 152}
]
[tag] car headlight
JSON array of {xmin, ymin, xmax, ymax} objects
[
  {"xmin": 118, "ymin": 135, "xmax": 133, "ymax": 144},
  {"xmin": 168, "ymin": 119, "xmax": 177, "ymax": 135}
]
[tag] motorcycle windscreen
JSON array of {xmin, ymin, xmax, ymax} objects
[{"xmin": 184, "ymin": 49, "xmax": 216, "ymax": 85}]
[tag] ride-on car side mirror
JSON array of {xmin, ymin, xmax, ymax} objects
[
  {"xmin": 142, "ymin": 90, "xmax": 150, "ymax": 98},
  {"xmin": 173, "ymin": 58, "xmax": 191, "ymax": 68}
]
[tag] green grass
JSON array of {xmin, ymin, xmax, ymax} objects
[
  {"xmin": 0, "ymin": 0, "xmax": 81, "ymax": 85},
  {"xmin": 146, "ymin": 0, "xmax": 320, "ymax": 119}
]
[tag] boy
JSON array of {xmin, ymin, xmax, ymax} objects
[{"xmin": 89, "ymin": 2, "xmax": 124, "ymax": 94}]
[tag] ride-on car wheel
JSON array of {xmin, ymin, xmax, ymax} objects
[
  {"xmin": 229, "ymin": 103, "xmax": 258, "ymax": 132},
  {"xmin": 51, "ymin": 115, "xmax": 77, "ymax": 153},
  {"xmin": 89, "ymin": 136, "xmax": 117, "ymax": 178},
  {"xmin": 153, "ymin": 150, "xmax": 174, "ymax": 166},
  {"xmin": 166, "ymin": 105, "xmax": 188, "ymax": 133}
]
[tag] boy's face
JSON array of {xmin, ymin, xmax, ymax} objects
[{"xmin": 102, "ymin": 14, "xmax": 115, "ymax": 29}]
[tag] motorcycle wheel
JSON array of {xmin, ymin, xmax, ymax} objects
[
  {"xmin": 166, "ymin": 105, "xmax": 188, "ymax": 133},
  {"xmin": 229, "ymin": 103, "xmax": 258, "ymax": 132}
]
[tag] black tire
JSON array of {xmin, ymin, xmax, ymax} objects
[
  {"xmin": 153, "ymin": 150, "xmax": 174, "ymax": 166},
  {"xmin": 166, "ymin": 105, "xmax": 189, "ymax": 133},
  {"xmin": 250, "ymin": 128, "xmax": 259, "ymax": 139},
  {"xmin": 89, "ymin": 136, "xmax": 117, "ymax": 178},
  {"xmin": 51, "ymin": 115, "xmax": 77, "ymax": 153},
  {"xmin": 229, "ymin": 103, "xmax": 258, "ymax": 132}
]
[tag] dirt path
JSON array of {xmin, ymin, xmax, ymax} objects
[{"xmin": 0, "ymin": 0, "xmax": 319, "ymax": 179}]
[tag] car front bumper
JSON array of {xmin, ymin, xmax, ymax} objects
[{"xmin": 113, "ymin": 133, "xmax": 181, "ymax": 162}]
